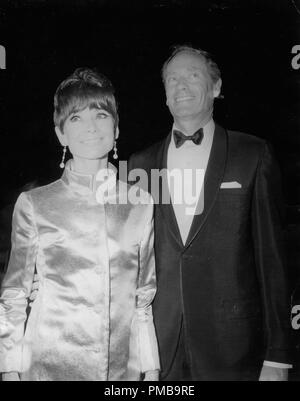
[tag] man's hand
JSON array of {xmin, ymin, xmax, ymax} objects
[
  {"xmin": 29, "ymin": 273, "xmax": 39, "ymax": 307},
  {"xmin": 144, "ymin": 370, "xmax": 159, "ymax": 381},
  {"xmin": 259, "ymin": 366, "xmax": 288, "ymax": 381},
  {"xmin": 2, "ymin": 372, "xmax": 20, "ymax": 381}
]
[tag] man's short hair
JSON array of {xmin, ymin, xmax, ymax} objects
[
  {"xmin": 161, "ymin": 45, "xmax": 221, "ymax": 85},
  {"xmin": 54, "ymin": 68, "xmax": 119, "ymax": 131}
]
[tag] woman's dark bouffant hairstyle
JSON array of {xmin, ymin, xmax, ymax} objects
[{"xmin": 54, "ymin": 68, "xmax": 119, "ymax": 132}]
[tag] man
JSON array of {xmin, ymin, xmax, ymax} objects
[{"xmin": 128, "ymin": 45, "xmax": 291, "ymax": 380}]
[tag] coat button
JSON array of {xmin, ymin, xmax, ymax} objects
[
  {"xmin": 233, "ymin": 304, "xmax": 239, "ymax": 313},
  {"xmin": 182, "ymin": 255, "xmax": 191, "ymax": 260}
]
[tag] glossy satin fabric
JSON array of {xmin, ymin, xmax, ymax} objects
[{"xmin": 0, "ymin": 162, "xmax": 159, "ymax": 381}]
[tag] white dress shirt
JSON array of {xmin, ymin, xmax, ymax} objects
[{"xmin": 167, "ymin": 119, "xmax": 214, "ymax": 244}]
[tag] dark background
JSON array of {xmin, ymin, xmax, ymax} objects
[{"xmin": 0, "ymin": 0, "xmax": 299, "ymax": 380}]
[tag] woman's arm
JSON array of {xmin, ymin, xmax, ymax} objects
[
  {"xmin": 135, "ymin": 200, "xmax": 160, "ymax": 380},
  {"xmin": 0, "ymin": 192, "xmax": 38, "ymax": 374}
]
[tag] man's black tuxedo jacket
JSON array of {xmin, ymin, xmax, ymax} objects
[{"xmin": 128, "ymin": 124, "xmax": 290, "ymax": 380}]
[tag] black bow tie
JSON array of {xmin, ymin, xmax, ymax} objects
[{"xmin": 173, "ymin": 128, "xmax": 204, "ymax": 148}]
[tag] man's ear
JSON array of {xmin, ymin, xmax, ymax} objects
[
  {"xmin": 165, "ymin": 87, "xmax": 169, "ymax": 106},
  {"xmin": 55, "ymin": 126, "xmax": 67, "ymax": 146},
  {"xmin": 213, "ymin": 78, "xmax": 222, "ymax": 98},
  {"xmin": 115, "ymin": 126, "xmax": 120, "ymax": 140}
]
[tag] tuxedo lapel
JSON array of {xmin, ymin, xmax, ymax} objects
[
  {"xmin": 185, "ymin": 124, "xmax": 228, "ymax": 248},
  {"xmin": 156, "ymin": 132, "xmax": 184, "ymax": 248}
]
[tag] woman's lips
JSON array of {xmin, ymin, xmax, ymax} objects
[{"xmin": 81, "ymin": 137, "xmax": 103, "ymax": 144}]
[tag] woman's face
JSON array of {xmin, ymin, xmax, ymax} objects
[{"xmin": 56, "ymin": 106, "xmax": 118, "ymax": 161}]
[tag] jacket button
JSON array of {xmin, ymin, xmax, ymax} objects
[{"xmin": 233, "ymin": 304, "xmax": 239, "ymax": 313}]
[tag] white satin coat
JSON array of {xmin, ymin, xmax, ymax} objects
[{"xmin": 0, "ymin": 162, "xmax": 159, "ymax": 381}]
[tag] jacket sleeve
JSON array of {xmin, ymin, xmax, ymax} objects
[
  {"xmin": 133, "ymin": 200, "xmax": 160, "ymax": 373},
  {"xmin": 0, "ymin": 192, "xmax": 38, "ymax": 372},
  {"xmin": 251, "ymin": 142, "xmax": 291, "ymax": 364}
]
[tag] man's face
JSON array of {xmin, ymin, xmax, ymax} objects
[{"xmin": 164, "ymin": 52, "xmax": 218, "ymax": 122}]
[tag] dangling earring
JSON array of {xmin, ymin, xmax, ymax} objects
[
  {"xmin": 59, "ymin": 146, "xmax": 67, "ymax": 168},
  {"xmin": 113, "ymin": 140, "xmax": 118, "ymax": 160}
]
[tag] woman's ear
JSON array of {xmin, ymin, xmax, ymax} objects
[
  {"xmin": 55, "ymin": 126, "xmax": 67, "ymax": 146},
  {"xmin": 115, "ymin": 126, "xmax": 120, "ymax": 140}
]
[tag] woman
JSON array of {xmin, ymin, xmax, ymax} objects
[{"xmin": 0, "ymin": 68, "xmax": 160, "ymax": 381}]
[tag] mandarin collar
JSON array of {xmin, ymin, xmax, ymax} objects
[{"xmin": 61, "ymin": 159, "xmax": 117, "ymax": 196}]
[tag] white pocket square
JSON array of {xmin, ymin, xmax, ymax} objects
[{"xmin": 220, "ymin": 181, "xmax": 242, "ymax": 189}]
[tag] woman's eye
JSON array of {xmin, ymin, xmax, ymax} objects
[
  {"xmin": 70, "ymin": 115, "xmax": 80, "ymax": 122},
  {"xmin": 96, "ymin": 112, "xmax": 108, "ymax": 119}
]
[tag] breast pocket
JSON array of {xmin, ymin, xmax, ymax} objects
[{"xmin": 219, "ymin": 188, "xmax": 249, "ymax": 201}]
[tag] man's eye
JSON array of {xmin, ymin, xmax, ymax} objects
[
  {"xmin": 167, "ymin": 76, "xmax": 177, "ymax": 84},
  {"xmin": 70, "ymin": 115, "xmax": 80, "ymax": 122},
  {"xmin": 189, "ymin": 72, "xmax": 201, "ymax": 81}
]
